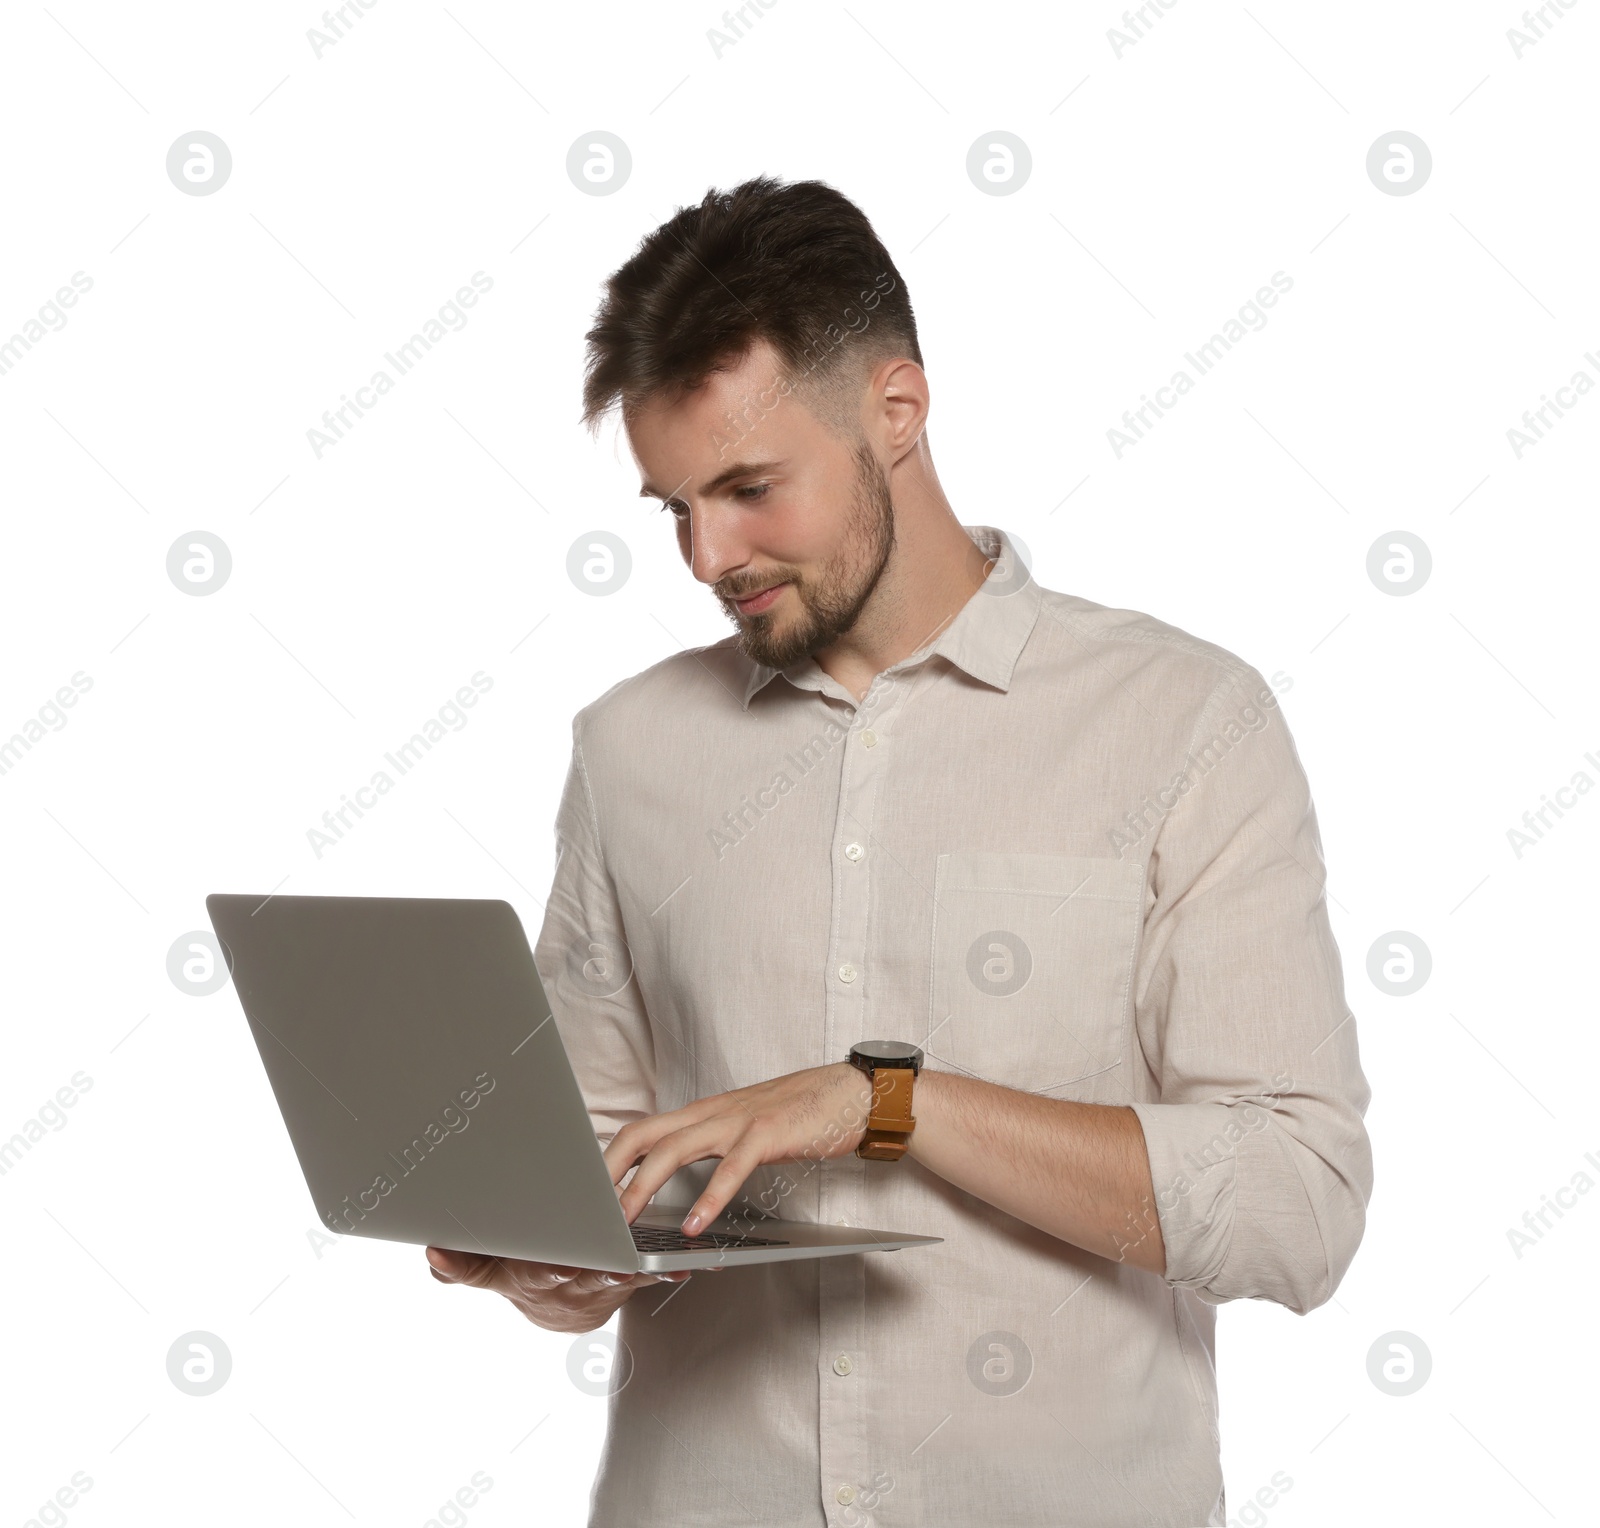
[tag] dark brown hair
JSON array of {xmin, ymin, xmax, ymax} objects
[{"xmin": 580, "ymin": 175, "xmax": 922, "ymax": 442}]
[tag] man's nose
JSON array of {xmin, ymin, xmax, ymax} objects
[{"xmin": 684, "ymin": 503, "xmax": 748, "ymax": 588}]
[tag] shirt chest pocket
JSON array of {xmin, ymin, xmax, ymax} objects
[{"xmin": 927, "ymin": 852, "xmax": 1144, "ymax": 1102}]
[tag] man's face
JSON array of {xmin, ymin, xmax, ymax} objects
[{"xmin": 628, "ymin": 341, "xmax": 896, "ymax": 671}]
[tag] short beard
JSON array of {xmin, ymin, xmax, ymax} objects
[{"xmin": 720, "ymin": 440, "xmax": 896, "ymax": 671}]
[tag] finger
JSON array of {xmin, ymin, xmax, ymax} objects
[
  {"xmin": 515, "ymin": 1262, "xmax": 583, "ymax": 1293},
  {"xmin": 682, "ymin": 1139, "xmax": 766, "ymax": 1234},
  {"xmin": 425, "ymin": 1246, "xmax": 461, "ymax": 1280},
  {"xmin": 601, "ymin": 1124, "xmax": 664, "ymax": 1186},
  {"xmin": 425, "ymin": 1246, "xmax": 500, "ymax": 1287},
  {"xmin": 428, "ymin": 1249, "xmax": 585, "ymax": 1303},
  {"xmin": 616, "ymin": 1117, "xmax": 740, "ymax": 1222},
  {"xmin": 602, "ymin": 1099, "xmax": 721, "ymax": 1185},
  {"xmin": 568, "ymin": 1266, "xmax": 641, "ymax": 1297}
]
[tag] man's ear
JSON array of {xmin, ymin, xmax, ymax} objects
[{"xmin": 874, "ymin": 357, "xmax": 932, "ymax": 462}]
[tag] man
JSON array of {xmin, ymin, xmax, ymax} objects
[{"xmin": 426, "ymin": 175, "xmax": 1373, "ymax": 1527}]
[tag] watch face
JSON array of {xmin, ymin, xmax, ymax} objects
[{"xmin": 850, "ymin": 1040, "xmax": 923, "ymax": 1069}]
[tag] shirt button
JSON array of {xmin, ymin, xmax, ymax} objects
[
  {"xmin": 832, "ymin": 1353, "xmax": 853, "ymax": 1376},
  {"xmin": 838, "ymin": 963, "xmax": 858, "ymax": 984},
  {"xmin": 836, "ymin": 1486, "xmax": 856, "ymax": 1505},
  {"xmin": 860, "ymin": 730, "xmax": 877, "ymax": 747},
  {"xmin": 844, "ymin": 842, "xmax": 864, "ymax": 862}
]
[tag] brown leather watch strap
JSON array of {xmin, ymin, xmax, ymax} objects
[{"xmin": 856, "ymin": 1065, "xmax": 916, "ymax": 1161}]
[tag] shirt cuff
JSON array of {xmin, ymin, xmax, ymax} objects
[{"xmin": 1129, "ymin": 1100, "xmax": 1246, "ymax": 1296}]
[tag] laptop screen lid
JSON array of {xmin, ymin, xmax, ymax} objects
[{"xmin": 207, "ymin": 893, "xmax": 643, "ymax": 1273}]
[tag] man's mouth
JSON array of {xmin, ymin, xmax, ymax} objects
[{"xmin": 731, "ymin": 582, "xmax": 787, "ymax": 616}]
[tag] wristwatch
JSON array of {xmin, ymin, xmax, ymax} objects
[{"xmin": 847, "ymin": 1041, "xmax": 923, "ymax": 1161}]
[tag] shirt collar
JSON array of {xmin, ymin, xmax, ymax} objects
[{"xmin": 739, "ymin": 524, "xmax": 1042, "ymax": 709}]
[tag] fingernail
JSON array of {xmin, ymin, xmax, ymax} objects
[
  {"xmin": 682, "ymin": 1212, "xmax": 703, "ymax": 1235},
  {"xmin": 601, "ymin": 1273, "xmax": 627, "ymax": 1285}
]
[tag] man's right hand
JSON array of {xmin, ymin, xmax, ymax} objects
[{"xmin": 424, "ymin": 1246, "xmax": 691, "ymax": 1333}]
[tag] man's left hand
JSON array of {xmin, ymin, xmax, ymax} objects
[{"xmin": 602, "ymin": 1062, "xmax": 875, "ymax": 1236}]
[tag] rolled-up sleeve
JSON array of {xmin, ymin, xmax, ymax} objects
[
  {"xmin": 531, "ymin": 714, "xmax": 656, "ymax": 1145},
  {"xmin": 1128, "ymin": 666, "xmax": 1373, "ymax": 1315}
]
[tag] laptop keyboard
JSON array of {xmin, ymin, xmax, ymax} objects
[{"xmin": 630, "ymin": 1224, "xmax": 791, "ymax": 1252}]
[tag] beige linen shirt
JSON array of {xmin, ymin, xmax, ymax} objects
[{"xmin": 532, "ymin": 524, "xmax": 1373, "ymax": 1528}]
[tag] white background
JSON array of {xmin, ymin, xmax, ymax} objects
[{"xmin": 2, "ymin": 2, "xmax": 1596, "ymax": 1524}]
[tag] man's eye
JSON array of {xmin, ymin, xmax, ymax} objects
[{"xmin": 658, "ymin": 483, "xmax": 767, "ymax": 514}]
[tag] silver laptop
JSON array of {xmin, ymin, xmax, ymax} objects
[{"xmin": 206, "ymin": 893, "xmax": 941, "ymax": 1273}]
